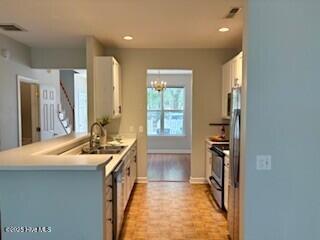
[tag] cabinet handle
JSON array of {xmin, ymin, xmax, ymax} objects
[
  {"xmin": 119, "ymin": 105, "xmax": 122, "ymax": 114},
  {"xmin": 107, "ymin": 185, "xmax": 112, "ymax": 189},
  {"xmin": 127, "ymin": 167, "xmax": 130, "ymax": 176},
  {"xmin": 107, "ymin": 218, "xmax": 113, "ymax": 224}
]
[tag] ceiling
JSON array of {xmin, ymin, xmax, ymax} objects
[{"xmin": 0, "ymin": 0, "xmax": 244, "ymax": 49}]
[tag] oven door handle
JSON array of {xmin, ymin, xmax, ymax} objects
[{"xmin": 209, "ymin": 177, "xmax": 222, "ymax": 191}]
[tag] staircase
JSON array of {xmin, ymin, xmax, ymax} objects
[{"xmin": 58, "ymin": 81, "xmax": 74, "ymax": 135}]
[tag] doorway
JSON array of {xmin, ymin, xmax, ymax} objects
[
  {"xmin": 146, "ymin": 69, "xmax": 192, "ymax": 182},
  {"xmin": 17, "ymin": 76, "xmax": 41, "ymax": 146}
]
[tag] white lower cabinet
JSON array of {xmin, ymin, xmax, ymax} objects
[
  {"xmin": 205, "ymin": 142, "xmax": 212, "ymax": 183},
  {"xmin": 105, "ymin": 174, "xmax": 113, "ymax": 240},
  {"xmin": 105, "ymin": 142, "xmax": 138, "ymax": 240},
  {"xmin": 124, "ymin": 143, "xmax": 137, "ymax": 208},
  {"xmin": 130, "ymin": 144, "xmax": 137, "ymax": 192},
  {"xmin": 106, "ymin": 203, "xmax": 113, "ymax": 240},
  {"xmin": 124, "ymin": 153, "xmax": 131, "ymax": 208}
]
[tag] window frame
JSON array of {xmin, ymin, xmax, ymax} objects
[{"xmin": 147, "ymin": 86, "xmax": 186, "ymax": 137}]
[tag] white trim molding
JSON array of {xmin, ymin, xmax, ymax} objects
[
  {"xmin": 136, "ymin": 177, "xmax": 148, "ymax": 183},
  {"xmin": 189, "ymin": 177, "xmax": 207, "ymax": 184},
  {"xmin": 148, "ymin": 149, "xmax": 191, "ymax": 154}
]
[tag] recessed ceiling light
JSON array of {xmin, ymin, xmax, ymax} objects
[
  {"xmin": 219, "ymin": 27, "xmax": 230, "ymax": 32},
  {"xmin": 123, "ymin": 35, "xmax": 133, "ymax": 40}
]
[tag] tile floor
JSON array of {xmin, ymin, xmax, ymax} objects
[{"xmin": 120, "ymin": 182, "xmax": 228, "ymax": 240}]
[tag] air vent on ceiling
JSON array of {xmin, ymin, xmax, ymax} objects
[
  {"xmin": 225, "ymin": 7, "xmax": 241, "ymax": 19},
  {"xmin": 0, "ymin": 24, "xmax": 26, "ymax": 32}
]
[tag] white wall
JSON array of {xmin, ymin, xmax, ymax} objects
[
  {"xmin": 105, "ymin": 48, "xmax": 237, "ymax": 180},
  {"xmin": 147, "ymin": 72, "xmax": 192, "ymax": 153},
  {"xmin": 0, "ymin": 33, "xmax": 35, "ymax": 150},
  {"xmin": 242, "ymin": 0, "xmax": 320, "ymax": 239}
]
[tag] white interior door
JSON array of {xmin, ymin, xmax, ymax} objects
[
  {"xmin": 74, "ymin": 71, "xmax": 88, "ymax": 133},
  {"xmin": 40, "ymin": 86, "xmax": 56, "ymax": 140},
  {"xmin": 30, "ymin": 84, "xmax": 40, "ymax": 142}
]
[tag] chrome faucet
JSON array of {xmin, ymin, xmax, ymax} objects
[{"xmin": 89, "ymin": 122, "xmax": 105, "ymax": 149}]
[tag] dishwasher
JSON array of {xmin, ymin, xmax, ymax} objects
[{"xmin": 112, "ymin": 160, "xmax": 124, "ymax": 240}]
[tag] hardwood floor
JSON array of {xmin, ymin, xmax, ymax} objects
[
  {"xmin": 121, "ymin": 183, "xmax": 228, "ymax": 240},
  {"xmin": 148, "ymin": 154, "xmax": 191, "ymax": 182}
]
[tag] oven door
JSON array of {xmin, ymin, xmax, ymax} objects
[
  {"xmin": 211, "ymin": 149, "xmax": 224, "ymax": 187},
  {"xmin": 209, "ymin": 176, "xmax": 223, "ymax": 209}
]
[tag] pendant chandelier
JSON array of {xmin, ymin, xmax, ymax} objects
[{"xmin": 151, "ymin": 70, "xmax": 167, "ymax": 92}]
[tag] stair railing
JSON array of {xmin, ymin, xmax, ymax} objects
[{"xmin": 59, "ymin": 80, "xmax": 75, "ymax": 133}]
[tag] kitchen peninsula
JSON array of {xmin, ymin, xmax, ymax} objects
[{"xmin": 0, "ymin": 133, "xmax": 137, "ymax": 240}]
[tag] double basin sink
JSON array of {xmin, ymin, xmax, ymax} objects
[
  {"xmin": 81, "ymin": 145, "xmax": 126, "ymax": 155},
  {"xmin": 56, "ymin": 143, "xmax": 127, "ymax": 156}
]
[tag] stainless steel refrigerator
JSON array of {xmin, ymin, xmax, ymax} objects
[{"xmin": 228, "ymin": 86, "xmax": 241, "ymax": 240}]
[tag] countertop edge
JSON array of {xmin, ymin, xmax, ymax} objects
[{"xmin": 104, "ymin": 139, "xmax": 137, "ymax": 177}]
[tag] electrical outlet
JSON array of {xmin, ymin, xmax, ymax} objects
[
  {"xmin": 256, "ymin": 155, "xmax": 272, "ymax": 171},
  {"xmin": 139, "ymin": 125, "xmax": 144, "ymax": 133}
]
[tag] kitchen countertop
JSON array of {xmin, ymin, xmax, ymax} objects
[
  {"xmin": 223, "ymin": 150, "xmax": 230, "ymax": 157},
  {"xmin": 206, "ymin": 138, "xmax": 229, "ymax": 145},
  {"xmin": 0, "ymin": 133, "xmax": 135, "ymax": 171},
  {"xmin": 61, "ymin": 137, "xmax": 137, "ymax": 177},
  {"xmin": 104, "ymin": 138, "xmax": 137, "ymax": 177}
]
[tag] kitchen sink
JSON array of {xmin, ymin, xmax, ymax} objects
[{"xmin": 81, "ymin": 145, "xmax": 127, "ymax": 155}]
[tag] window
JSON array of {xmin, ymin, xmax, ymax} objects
[{"xmin": 147, "ymin": 87, "xmax": 185, "ymax": 136}]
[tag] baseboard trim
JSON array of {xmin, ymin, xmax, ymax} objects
[
  {"xmin": 189, "ymin": 177, "xmax": 207, "ymax": 184},
  {"xmin": 136, "ymin": 177, "xmax": 148, "ymax": 183},
  {"xmin": 148, "ymin": 149, "xmax": 191, "ymax": 154}
]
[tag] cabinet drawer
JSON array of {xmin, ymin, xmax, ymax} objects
[
  {"xmin": 106, "ymin": 187, "xmax": 113, "ymax": 202},
  {"xmin": 105, "ymin": 175, "xmax": 113, "ymax": 196},
  {"xmin": 105, "ymin": 202, "xmax": 113, "ymax": 240},
  {"xmin": 131, "ymin": 145, "xmax": 137, "ymax": 156},
  {"xmin": 105, "ymin": 174, "xmax": 112, "ymax": 185}
]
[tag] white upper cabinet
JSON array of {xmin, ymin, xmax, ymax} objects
[
  {"xmin": 221, "ymin": 52, "xmax": 243, "ymax": 119},
  {"xmin": 222, "ymin": 61, "xmax": 232, "ymax": 119},
  {"xmin": 94, "ymin": 56, "xmax": 122, "ymax": 120}
]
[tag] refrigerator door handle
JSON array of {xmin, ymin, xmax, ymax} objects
[
  {"xmin": 233, "ymin": 109, "xmax": 241, "ymax": 188},
  {"xmin": 230, "ymin": 109, "xmax": 237, "ymax": 187}
]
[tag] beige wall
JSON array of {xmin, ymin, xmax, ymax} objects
[
  {"xmin": 86, "ymin": 37, "xmax": 105, "ymax": 126},
  {"xmin": 31, "ymin": 48, "xmax": 86, "ymax": 69},
  {"xmin": 105, "ymin": 48, "xmax": 237, "ymax": 179},
  {"xmin": 0, "ymin": 33, "xmax": 34, "ymax": 150}
]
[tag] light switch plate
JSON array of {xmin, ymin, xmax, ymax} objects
[{"xmin": 256, "ymin": 155, "xmax": 272, "ymax": 170}]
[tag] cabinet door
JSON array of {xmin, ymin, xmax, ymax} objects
[
  {"xmin": 231, "ymin": 53, "xmax": 243, "ymax": 88},
  {"xmin": 105, "ymin": 174, "xmax": 113, "ymax": 240},
  {"xmin": 124, "ymin": 153, "xmax": 132, "ymax": 209},
  {"xmin": 235, "ymin": 54, "xmax": 243, "ymax": 87},
  {"xmin": 112, "ymin": 59, "xmax": 121, "ymax": 118},
  {"xmin": 222, "ymin": 62, "xmax": 231, "ymax": 119},
  {"xmin": 205, "ymin": 143, "xmax": 212, "ymax": 183},
  {"xmin": 230, "ymin": 58, "xmax": 238, "ymax": 88},
  {"xmin": 130, "ymin": 152, "xmax": 137, "ymax": 191}
]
